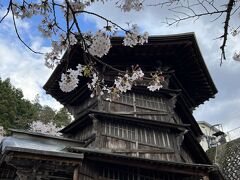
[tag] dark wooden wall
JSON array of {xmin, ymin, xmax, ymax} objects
[
  {"xmin": 67, "ymin": 91, "xmax": 181, "ymax": 124},
  {"xmin": 99, "ymin": 120, "xmax": 177, "ymax": 161},
  {"xmin": 65, "ymin": 92, "xmax": 195, "ymax": 163},
  {"xmin": 99, "ymin": 92, "xmax": 175, "ymax": 123},
  {"xmin": 77, "ymin": 161, "xmax": 204, "ymax": 180}
]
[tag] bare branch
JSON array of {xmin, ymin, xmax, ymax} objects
[
  {"xmin": 0, "ymin": 0, "xmax": 12, "ymax": 23},
  {"xmin": 10, "ymin": 4, "xmax": 43, "ymax": 54},
  {"xmin": 76, "ymin": 10, "xmax": 129, "ymax": 33},
  {"xmin": 220, "ymin": 0, "xmax": 235, "ymax": 64}
]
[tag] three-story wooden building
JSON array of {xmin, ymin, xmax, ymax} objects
[{"xmin": 0, "ymin": 33, "xmax": 224, "ymax": 179}]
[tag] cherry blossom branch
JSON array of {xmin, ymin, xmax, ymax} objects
[
  {"xmin": 76, "ymin": 10, "xmax": 129, "ymax": 33},
  {"xmin": 53, "ymin": 1, "xmax": 130, "ymax": 33},
  {"xmin": 64, "ymin": 1, "xmax": 135, "ymax": 75},
  {"xmin": 10, "ymin": 3, "xmax": 43, "ymax": 54},
  {"xmin": 51, "ymin": 0, "xmax": 66, "ymax": 33},
  {"xmin": 4, "ymin": 0, "xmax": 239, "ymax": 98}
]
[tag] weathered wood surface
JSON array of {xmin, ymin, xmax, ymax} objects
[
  {"xmin": 74, "ymin": 124, "xmax": 94, "ymax": 141},
  {"xmin": 66, "ymin": 92, "xmax": 195, "ymax": 163},
  {"xmin": 91, "ymin": 120, "xmax": 192, "ymax": 163},
  {"xmin": 100, "ymin": 92, "xmax": 175, "ymax": 123},
  {"xmin": 77, "ymin": 161, "xmax": 205, "ymax": 180},
  {"xmin": 67, "ymin": 92, "xmax": 181, "ymax": 125}
]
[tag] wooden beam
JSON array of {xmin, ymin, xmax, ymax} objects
[
  {"xmin": 102, "ymin": 99, "xmax": 168, "ymax": 113},
  {"xmin": 86, "ymin": 156, "xmax": 208, "ymax": 177},
  {"xmin": 73, "ymin": 166, "xmax": 79, "ymax": 180},
  {"xmin": 112, "ymin": 149, "xmax": 174, "ymax": 154},
  {"xmin": 93, "ymin": 110, "xmax": 169, "ymax": 115}
]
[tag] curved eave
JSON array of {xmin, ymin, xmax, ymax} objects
[
  {"xmin": 67, "ymin": 147, "xmax": 219, "ymax": 176},
  {"xmin": 60, "ymin": 110, "xmax": 191, "ymax": 134},
  {"xmin": 108, "ymin": 33, "xmax": 217, "ymax": 107},
  {"xmin": 44, "ymin": 33, "xmax": 217, "ymax": 107}
]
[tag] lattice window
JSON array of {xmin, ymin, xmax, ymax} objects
[
  {"xmin": 102, "ymin": 121, "xmax": 172, "ymax": 148},
  {"xmin": 104, "ymin": 121, "xmax": 135, "ymax": 141},
  {"xmin": 135, "ymin": 93, "xmax": 168, "ymax": 112},
  {"xmin": 103, "ymin": 92, "xmax": 172, "ymax": 123}
]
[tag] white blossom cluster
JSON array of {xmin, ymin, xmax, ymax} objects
[
  {"xmin": 230, "ymin": 28, "xmax": 240, "ymax": 37},
  {"xmin": 38, "ymin": 17, "xmax": 57, "ymax": 38},
  {"xmin": 87, "ymin": 73, "xmax": 106, "ymax": 97},
  {"xmin": 88, "ymin": 31, "xmax": 111, "ymax": 58},
  {"xmin": 131, "ymin": 67, "xmax": 144, "ymax": 81},
  {"xmin": 231, "ymin": 28, "xmax": 240, "ymax": 62},
  {"xmin": 62, "ymin": 0, "xmax": 86, "ymax": 21},
  {"xmin": 59, "ymin": 69, "xmax": 79, "ymax": 92},
  {"xmin": 86, "ymin": 69, "xmax": 144, "ymax": 99},
  {"xmin": 123, "ymin": 24, "xmax": 148, "ymax": 47},
  {"xmin": 10, "ymin": 1, "xmax": 149, "ymax": 69},
  {"xmin": 59, "ymin": 63, "xmax": 87, "ymax": 92},
  {"xmin": 233, "ymin": 52, "xmax": 240, "ymax": 61},
  {"xmin": 121, "ymin": 0, "xmax": 143, "ymax": 12},
  {"xmin": 147, "ymin": 72, "xmax": 165, "ymax": 91},
  {"xmin": 59, "ymin": 63, "xmax": 165, "ymax": 99},
  {"xmin": 113, "ymin": 67, "xmax": 144, "ymax": 93},
  {"xmin": 69, "ymin": 0, "xmax": 86, "ymax": 12},
  {"xmin": 29, "ymin": 121, "xmax": 62, "ymax": 136},
  {"xmin": 43, "ymin": 25, "xmax": 148, "ymax": 68},
  {"xmin": 85, "ymin": 66, "xmax": 145, "ymax": 99},
  {"xmin": 45, "ymin": 39, "xmax": 65, "ymax": 68},
  {"xmin": 8, "ymin": 0, "xmax": 165, "ymax": 99},
  {"xmin": 114, "ymin": 74, "xmax": 132, "ymax": 93},
  {"xmin": 45, "ymin": 33, "xmax": 78, "ymax": 68},
  {"xmin": 11, "ymin": 0, "xmax": 50, "ymax": 19}
]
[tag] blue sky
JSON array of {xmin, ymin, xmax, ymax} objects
[{"xmin": 0, "ymin": 1, "xmax": 240, "ymax": 138}]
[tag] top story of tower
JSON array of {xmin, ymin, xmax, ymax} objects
[{"xmin": 44, "ymin": 33, "xmax": 217, "ymax": 109}]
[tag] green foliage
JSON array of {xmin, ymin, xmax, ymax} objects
[
  {"xmin": 0, "ymin": 78, "xmax": 35, "ymax": 131},
  {"xmin": 0, "ymin": 78, "xmax": 72, "ymax": 133},
  {"xmin": 53, "ymin": 107, "xmax": 72, "ymax": 127},
  {"xmin": 37, "ymin": 105, "xmax": 56, "ymax": 124}
]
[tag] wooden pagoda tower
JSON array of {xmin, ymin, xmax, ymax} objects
[
  {"xmin": 0, "ymin": 33, "xmax": 224, "ymax": 179},
  {"xmin": 44, "ymin": 33, "xmax": 223, "ymax": 179}
]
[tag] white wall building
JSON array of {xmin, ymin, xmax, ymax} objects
[{"xmin": 198, "ymin": 121, "xmax": 226, "ymax": 151}]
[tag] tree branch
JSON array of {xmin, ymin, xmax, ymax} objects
[
  {"xmin": 220, "ymin": 0, "xmax": 235, "ymax": 64},
  {"xmin": 0, "ymin": 0, "xmax": 12, "ymax": 23},
  {"xmin": 10, "ymin": 4, "xmax": 43, "ymax": 54}
]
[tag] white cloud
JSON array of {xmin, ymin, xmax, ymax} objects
[
  {"xmin": 0, "ymin": 36, "xmax": 62, "ymax": 109},
  {"xmin": 85, "ymin": 2, "xmax": 240, "ymax": 134},
  {"xmin": 0, "ymin": 9, "xmax": 62, "ymax": 110}
]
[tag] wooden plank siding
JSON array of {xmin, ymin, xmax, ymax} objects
[
  {"xmin": 65, "ymin": 91, "xmax": 196, "ymax": 163},
  {"xmin": 99, "ymin": 92, "xmax": 178, "ymax": 124},
  {"xmin": 77, "ymin": 162, "xmax": 204, "ymax": 180},
  {"xmin": 66, "ymin": 97, "xmax": 98, "ymax": 119},
  {"xmin": 73, "ymin": 124, "xmax": 94, "ymax": 141},
  {"xmin": 67, "ymin": 92, "xmax": 180, "ymax": 124},
  {"xmin": 95, "ymin": 119, "xmax": 192, "ymax": 163}
]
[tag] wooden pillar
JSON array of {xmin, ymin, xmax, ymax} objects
[
  {"xmin": 90, "ymin": 114, "xmax": 101, "ymax": 147},
  {"xmin": 73, "ymin": 166, "xmax": 79, "ymax": 180},
  {"xmin": 203, "ymin": 176, "xmax": 209, "ymax": 180}
]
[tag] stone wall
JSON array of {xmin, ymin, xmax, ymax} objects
[{"xmin": 207, "ymin": 138, "xmax": 240, "ymax": 180}]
